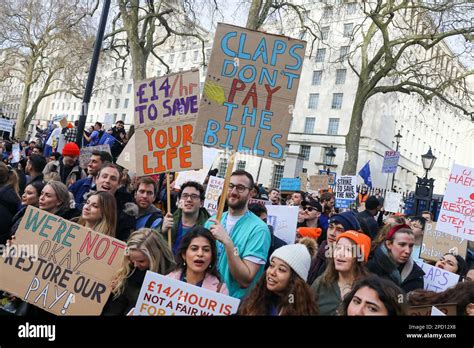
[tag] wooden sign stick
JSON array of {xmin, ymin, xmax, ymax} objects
[
  {"xmin": 216, "ymin": 152, "xmax": 236, "ymax": 221},
  {"xmin": 166, "ymin": 172, "xmax": 172, "ymax": 249}
]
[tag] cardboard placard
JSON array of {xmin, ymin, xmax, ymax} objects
[
  {"xmin": 436, "ymin": 164, "xmax": 474, "ymax": 241},
  {"xmin": 279, "ymin": 178, "xmax": 301, "ymax": 192},
  {"xmin": 134, "ymin": 271, "xmax": 240, "ymax": 316},
  {"xmin": 203, "ymin": 176, "xmax": 225, "ymax": 216},
  {"xmin": 116, "ymin": 135, "xmax": 136, "ymax": 173},
  {"xmin": 335, "ymin": 176, "xmax": 357, "ymax": 208},
  {"xmin": 133, "ymin": 70, "xmax": 203, "ymax": 176},
  {"xmin": 407, "ymin": 303, "xmax": 457, "ymax": 316},
  {"xmin": 266, "ymin": 205, "xmax": 298, "ymax": 244},
  {"xmin": 420, "ymin": 222, "xmax": 468, "ymax": 263},
  {"xmin": 193, "ymin": 23, "xmax": 306, "ymax": 160},
  {"xmin": 384, "ymin": 191, "xmax": 402, "ymax": 213},
  {"xmin": 0, "ymin": 206, "xmax": 126, "ymax": 315},
  {"xmin": 79, "ymin": 144, "xmax": 111, "ymax": 169},
  {"xmin": 382, "ymin": 150, "xmax": 400, "ymax": 173},
  {"xmin": 309, "ymin": 175, "xmax": 329, "ymax": 191},
  {"xmin": 415, "ymin": 260, "xmax": 460, "ymax": 293}
]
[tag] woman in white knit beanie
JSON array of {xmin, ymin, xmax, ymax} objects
[{"xmin": 238, "ymin": 239, "xmax": 318, "ymax": 315}]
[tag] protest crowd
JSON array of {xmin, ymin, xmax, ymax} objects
[
  {"xmin": 0, "ymin": 24, "xmax": 472, "ymax": 319},
  {"xmin": 0, "ymin": 119, "xmax": 473, "ymax": 317}
]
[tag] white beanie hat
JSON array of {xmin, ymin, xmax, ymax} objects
[{"xmin": 270, "ymin": 244, "xmax": 311, "ymax": 281}]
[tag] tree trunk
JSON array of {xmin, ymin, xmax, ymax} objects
[
  {"xmin": 246, "ymin": 0, "xmax": 263, "ymax": 30},
  {"xmin": 15, "ymin": 60, "xmax": 35, "ymax": 140},
  {"xmin": 341, "ymin": 83, "xmax": 368, "ymax": 175}
]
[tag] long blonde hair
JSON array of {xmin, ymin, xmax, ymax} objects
[
  {"xmin": 112, "ymin": 228, "xmax": 175, "ymax": 297},
  {"xmin": 77, "ymin": 191, "xmax": 117, "ymax": 237}
]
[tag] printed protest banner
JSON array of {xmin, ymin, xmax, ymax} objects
[
  {"xmin": 309, "ymin": 175, "xmax": 329, "ymax": 191},
  {"xmin": 335, "ymin": 176, "xmax": 357, "ymax": 209},
  {"xmin": 0, "ymin": 118, "xmax": 14, "ymax": 133},
  {"xmin": 116, "ymin": 135, "xmax": 136, "ymax": 173},
  {"xmin": 436, "ymin": 164, "xmax": 474, "ymax": 241},
  {"xmin": 248, "ymin": 198, "xmax": 271, "ymax": 206},
  {"xmin": 134, "ymin": 271, "xmax": 240, "ymax": 316},
  {"xmin": 407, "ymin": 303, "xmax": 457, "ymax": 316},
  {"xmin": 279, "ymin": 178, "xmax": 301, "ymax": 192},
  {"xmin": 173, "ymin": 147, "xmax": 219, "ymax": 189},
  {"xmin": 133, "ymin": 70, "xmax": 203, "ymax": 176},
  {"xmin": 382, "ymin": 150, "xmax": 400, "ymax": 173},
  {"xmin": 266, "ymin": 205, "xmax": 298, "ymax": 244},
  {"xmin": 193, "ymin": 23, "xmax": 306, "ymax": 160},
  {"xmin": 204, "ymin": 176, "xmax": 225, "ymax": 216},
  {"xmin": 384, "ymin": 191, "xmax": 402, "ymax": 213},
  {"xmin": 79, "ymin": 144, "xmax": 111, "ymax": 169},
  {"xmin": 0, "ymin": 206, "xmax": 126, "ymax": 315},
  {"xmin": 415, "ymin": 260, "xmax": 459, "ymax": 293},
  {"xmin": 420, "ymin": 222, "xmax": 467, "ymax": 263}
]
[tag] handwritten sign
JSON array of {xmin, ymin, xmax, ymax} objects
[
  {"xmin": 134, "ymin": 271, "xmax": 240, "ymax": 316},
  {"xmin": 436, "ymin": 164, "xmax": 474, "ymax": 241},
  {"xmin": 204, "ymin": 176, "xmax": 225, "ymax": 216},
  {"xmin": 382, "ymin": 150, "xmax": 400, "ymax": 173},
  {"xmin": 0, "ymin": 206, "xmax": 126, "ymax": 315},
  {"xmin": 193, "ymin": 23, "xmax": 306, "ymax": 160},
  {"xmin": 335, "ymin": 176, "xmax": 357, "ymax": 208},
  {"xmin": 309, "ymin": 175, "xmax": 329, "ymax": 191},
  {"xmin": 266, "ymin": 205, "xmax": 298, "ymax": 244},
  {"xmin": 384, "ymin": 191, "xmax": 402, "ymax": 213},
  {"xmin": 415, "ymin": 260, "xmax": 460, "ymax": 293},
  {"xmin": 279, "ymin": 178, "xmax": 301, "ymax": 192},
  {"xmin": 133, "ymin": 70, "xmax": 203, "ymax": 176},
  {"xmin": 79, "ymin": 144, "xmax": 111, "ymax": 169},
  {"xmin": 420, "ymin": 222, "xmax": 467, "ymax": 262}
]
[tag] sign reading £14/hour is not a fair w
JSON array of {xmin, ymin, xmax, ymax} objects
[
  {"xmin": 133, "ymin": 70, "xmax": 203, "ymax": 176},
  {"xmin": 193, "ymin": 23, "xmax": 306, "ymax": 160}
]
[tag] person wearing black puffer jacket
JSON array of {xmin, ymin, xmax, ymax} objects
[
  {"xmin": 367, "ymin": 224, "xmax": 424, "ymax": 293},
  {"xmin": 0, "ymin": 162, "xmax": 21, "ymax": 245}
]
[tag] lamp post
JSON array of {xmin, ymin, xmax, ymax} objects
[
  {"xmin": 414, "ymin": 147, "xmax": 437, "ymax": 215},
  {"xmin": 324, "ymin": 145, "xmax": 336, "ymax": 175},
  {"xmin": 391, "ymin": 130, "xmax": 402, "ymax": 191}
]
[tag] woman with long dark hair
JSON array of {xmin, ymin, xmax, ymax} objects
[
  {"xmin": 10, "ymin": 181, "xmax": 45, "ymax": 237},
  {"xmin": 0, "ymin": 162, "xmax": 21, "ymax": 245},
  {"xmin": 167, "ymin": 226, "xmax": 227, "ymax": 294}
]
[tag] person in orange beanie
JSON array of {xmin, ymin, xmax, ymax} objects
[
  {"xmin": 296, "ymin": 227, "xmax": 322, "ymax": 243},
  {"xmin": 311, "ymin": 230, "xmax": 371, "ymax": 315}
]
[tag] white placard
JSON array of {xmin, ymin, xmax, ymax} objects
[
  {"xmin": 384, "ymin": 191, "xmax": 402, "ymax": 213},
  {"xmin": 266, "ymin": 205, "xmax": 299, "ymax": 244},
  {"xmin": 415, "ymin": 260, "xmax": 460, "ymax": 293},
  {"xmin": 174, "ymin": 147, "xmax": 218, "ymax": 189},
  {"xmin": 11, "ymin": 143, "xmax": 21, "ymax": 163},
  {"xmin": 203, "ymin": 176, "xmax": 225, "ymax": 216},
  {"xmin": 134, "ymin": 271, "xmax": 240, "ymax": 316},
  {"xmin": 431, "ymin": 306, "xmax": 446, "ymax": 316}
]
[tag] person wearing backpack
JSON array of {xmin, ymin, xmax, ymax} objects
[{"xmin": 134, "ymin": 177, "xmax": 163, "ymax": 230}]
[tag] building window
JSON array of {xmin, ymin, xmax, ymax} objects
[
  {"xmin": 347, "ymin": 3, "xmax": 357, "ymax": 14},
  {"xmin": 181, "ymin": 52, "xmax": 186, "ymax": 62},
  {"xmin": 121, "ymin": 113, "xmax": 126, "ymax": 122},
  {"xmin": 312, "ymin": 70, "xmax": 323, "ymax": 85},
  {"xmin": 115, "ymin": 99, "xmax": 120, "ymax": 108},
  {"xmin": 302, "ymin": 168, "xmax": 307, "ymax": 173},
  {"xmin": 124, "ymin": 98, "xmax": 129, "ymax": 108},
  {"xmin": 323, "ymin": 6, "xmax": 333, "ymax": 17},
  {"xmin": 335, "ymin": 69, "xmax": 347, "ymax": 85},
  {"xmin": 285, "ymin": 144, "xmax": 290, "ymax": 154},
  {"xmin": 193, "ymin": 50, "xmax": 199, "ymax": 61},
  {"xmin": 113, "ymin": 114, "xmax": 118, "ymax": 123},
  {"xmin": 327, "ymin": 118, "xmax": 340, "ymax": 135},
  {"xmin": 127, "ymin": 84, "xmax": 132, "ymax": 93},
  {"xmin": 206, "ymin": 49, "xmax": 211, "ymax": 60},
  {"xmin": 157, "ymin": 70, "xmax": 161, "ymax": 77},
  {"xmin": 321, "ymin": 26, "xmax": 330, "ymax": 40},
  {"xmin": 93, "ymin": 102, "xmax": 97, "ymax": 109},
  {"xmin": 237, "ymin": 160, "xmax": 246, "ymax": 171},
  {"xmin": 299, "ymin": 145, "xmax": 311, "ymax": 161},
  {"xmin": 340, "ymin": 46, "xmax": 350, "ymax": 60},
  {"xmin": 308, "ymin": 93, "xmax": 319, "ymax": 109},
  {"xmin": 169, "ymin": 54, "xmax": 175, "ymax": 63},
  {"xmin": 107, "ymin": 99, "xmax": 112, "ymax": 108},
  {"xmin": 343, "ymin": 23, "xmax": 354, "ymax": 37},
  {"xmin": 272, "ymin": 165, "xmax": 284, "ymax": 189},
  {"xmin": 218, "ymin": 158, "xmax": 227, "ymax": 178},
  {"xmin": 315, "ymin": 48, "xmax": 326, "ymax": 63},
  {"xmin": 331, "ymin": 93, "xmax": 343, "ymax": 109},
  {"xmin": 52, "ymin": 103, "xmax": 55, "ymax": 109},
  {"xmin": 304, "ymin": 117, "xmax": 315, "ymax": 134}
]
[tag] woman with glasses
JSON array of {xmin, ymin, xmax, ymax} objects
[{"xmin": 158, "ymin": 181, "xmax": 210, "ymax": 255}]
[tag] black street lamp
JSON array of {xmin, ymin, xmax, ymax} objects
[
  {"xmin": 415, "ymin": 147, "xmax": 436, "ymax": 215},
  {"xmin": 324, "ymin": 145, "xmax": 336, "ymax": 175},
  {"xmin": 391, "ymin": 130, "xmax": 403, "ymax": 191}
]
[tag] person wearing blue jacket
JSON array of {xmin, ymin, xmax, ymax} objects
[
  {"xmin": 206, "ymin": 170, "xmax": 271, "ymax": 299},
  {"xmin": 134, "ymin": 177, "xmax": 163, "ymax": 230}
]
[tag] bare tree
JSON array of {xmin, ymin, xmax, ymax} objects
[
  {"xmin": 245, "ymin": 0, "xmax": 473, "ymax": 175},
  {"xmin": 0, "ymin": 0, "xmax": 98, "ymax": 139}
]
